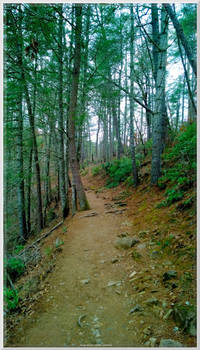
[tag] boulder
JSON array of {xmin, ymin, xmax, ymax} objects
[{"xmin": 115, "ymin": 237, "xmax": 139, "ymax": 249}]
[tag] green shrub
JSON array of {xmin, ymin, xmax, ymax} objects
[
  {"xmin": 157, "ymin": 123, "xmax": 196, "ymax": 207},
  {"xmin": 4, "ymin": 287, "xmax": 19, "ymax": 311},
  {"xmin": 124, "ymin": 175, "xmax": 134, "ymax": 187},
  {"xmin": 144, "ymin": 139, "xmax": 152, "ymax": 155},
  {"xmin": 105, "ymin": 157, "xmax": 137, "ymax": 188},
  {"xmin": 14, "ymin": 245, "xmax": 24, "ymax": 254},
  {"xmin": 6, "ymin": 257, "xmax": 25, "ymax": 279},
  {"xmin": 92, "ymin": 165, "xmax": 102, "ymax": 176},
  {"xmin": 44, "ymin": 246, "xmax": 53, "ymax": 257},
  {"xmin": 156, "ymin": 234, "xmax": 175, "ymax": 250}
]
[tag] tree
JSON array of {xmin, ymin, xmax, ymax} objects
[
  {"xmin": 129, "ymin": 5, "xmax": 139, "ymax": 186},
  {"xmin": 68, "ymin": 4, "xmax": 90, "ymax": 211},
  {"xmin": 151, "ymin": 5, "xmax": 169, "ymax": 184}
]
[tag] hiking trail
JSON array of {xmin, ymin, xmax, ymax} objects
[{"xmin": 6, "ymin": 173, "xmax": 196, "ymax": 347}]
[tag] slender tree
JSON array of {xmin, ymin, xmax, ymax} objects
[{"xmin": 68, "ymin": 4, "xmax": 90, "ymax": 211}]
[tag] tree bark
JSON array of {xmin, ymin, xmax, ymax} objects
[
  {"xmin": 68, "ymin": 4, "xmax": 90, "ymax": 211},
  {"xmin": 151, "ymin": 6, "xmax": 168, "ymax": 184},
  {"xmin": 129, "ymin": 5, "xmax": 139, "ymax": 187},
  {"xmin": 58, "ymin": 5, "xmax": 69, "ymax": 219},
  {"xmin": 26, "ymin": 147, "xmax": 32, "ymax": 234},
  {"xmin": 16, "ymin": 6, "xmax": 27, "ymax": 241}
]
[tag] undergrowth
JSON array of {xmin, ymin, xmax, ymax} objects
[
  {"xmin": 103, "ymin": 157, "xmax": 140, "ymax": 188},
  {"xmin": 157, "ymin": 123, "xmax": 196, "ymax": 207}
]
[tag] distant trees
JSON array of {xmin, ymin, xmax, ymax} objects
[{"xmin": 4, "ymin": 3, "xmax": 196, "ymax": 250}]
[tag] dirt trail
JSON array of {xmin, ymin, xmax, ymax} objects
[
  {"xmin": 8, "ymin": 189, "xmax": 141, "ymax": 347},
  {"xmin": 6, "ymin": 176, "xmax": 196, "ymax": 347}
]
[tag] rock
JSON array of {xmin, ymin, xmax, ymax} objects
[
  {"xmin": 163, "ymin": 270, "xmax": 177, "ymax": 282},
  {"xmin": 111, "ymin": 258, "xmax": 119, "ymax": 263},
  {"xmin": 145, "ymin": 297, "xmax": 159, "ymax": 306},
  {"xmin": 81, "ymin": 279, "xmax": 90, "ymax": 285},
  {"xmin": 115, "ymin": 237, "xmax": 140, "ymax": 249},
  {"xmin": 129, "ymin": 304, "xmax": 144, "ymax": 314},
  {"xmin": 159, "ymin": 339, "xmax": 183, "ymax": 347}
]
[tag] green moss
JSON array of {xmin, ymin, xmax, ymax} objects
[{"xmin": 80, "ymin": 199, "xmax": 90, "ymax": 211}]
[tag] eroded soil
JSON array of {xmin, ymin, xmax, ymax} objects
[{"xmin": 5, "ymin": 171, "xmax": 196, "ymax": 347}]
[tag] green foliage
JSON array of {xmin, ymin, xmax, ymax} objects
[
  {"xmin": 47, "ymin": 209, "xmax": 56, "ymax": 223},
  {"xmin": 157, "ymin": 123, "xmax": 196, "ymax": 207},
  {"xmin": 124, "ymin": 175, "xmax": 134, "ymax": 187},
  {"xmin": 4, "ymin": 287, "xmax": 19, "ymax": 311},
  {"xmin": 44, "ymin": 246, "xmax": 53, "ymax": 257},
  {"xmin": 92, "ymin": 165, "xmax": 102, "ymax": 176},
  {"xmin": 144, "ymin": 139, "xmax": 152, "ymax": 155},
  {"xmin": 156, "ymin": 234, "xmax": 175, "ymax": 250},
  {"xmin": 62, "ymin": 226, "xmax": 67, "ymax": 233},
  {"xmin": 105, "ymin": 157, "xmax": 137, "ymax": 188},
  {"xmin": 6, "ymin": 257, "xmax": 25, "ymax": 279},
  {"xmin": 14, "ymin": 245, "xmax": 24, "ymax": 254}
]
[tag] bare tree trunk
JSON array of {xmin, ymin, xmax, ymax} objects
[
  {"xmin": 16, "ymin": 7, "xmax": 27, "ymax": 241},
  {"xmin": 77, "ymin": 5, "xmax": 90, "ymax": 163},
  {"xmin": 68, "ymin": 4, "xmax": 89, "ymax": 211},
  {"xmin": 16, "ymin": 97, "xmax": 27, "ymax": 241},
  {"xmin": 43, "ymin": 126, "xmax": 52, "ymax": 225},
  {"xmin": 96, "ymin": 116, "xmax": 100, "ymax": 160},
  {"xmin": 129, "ymin": 5, "xmax": 139, "ymax": 187},
  {"xmin": 151, "ymin": 6, "xmax": 168, "ymax": 184},
  {"xmin": 58, "ymin": 5, "xmax": 69, "ymax": 219},
  {"xmin": 26, "ymin": 147, "xmax": 32, "ymax": 234}
]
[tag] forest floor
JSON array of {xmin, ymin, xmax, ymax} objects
[{"xmin": 5, "ymin": 167, "xmax": 196, "ymax": 347}]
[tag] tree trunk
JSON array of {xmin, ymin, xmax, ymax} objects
[
  {"xmin": 19, "ymin": 15, "xmax": 43, "ymax": 231},
  {"xmin": 26, "ymin": 147, "xmax": 33, "ymax": 234},
  {"xmin": 77, "ymin": 5, "xmax": 90, "ymax": 163},
  {"xmin": 96, "ymin": 116, "xmax": 100, "ymax": 160},
  {"xmin": 16, "ymin": 6, "xmax": 27, "ymax": 241},
  {"xmin": 68, "ymin": 4, "xmax": 90, "ymax": 211},
  {"xmin": 43, "ymin": 128, "xmax": 52, "ymax": 225},
  {"xmin": 58, "ymin": 5, "xmax": 69, "ymax": 219},
  {"xmin": 16, "ymin": 96, "xmax": 27, "ymax": 241},
  {"xmin": 151, "ymin": 6, "xmax": 168, "ymax": 184},
  {"xmin": 129, "ymin": 5, "xmax": 139, "ymax": 187}
]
